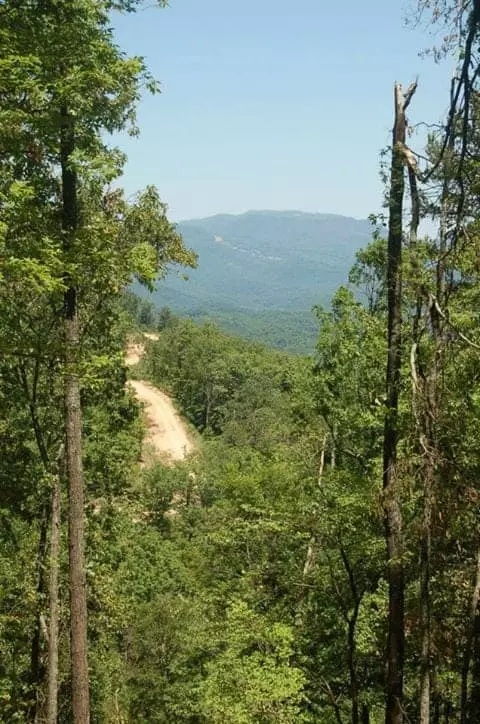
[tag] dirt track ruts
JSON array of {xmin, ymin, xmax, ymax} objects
[{"xmin": 126, "ymin": 335, "xmax": 194, "ymax": 463}]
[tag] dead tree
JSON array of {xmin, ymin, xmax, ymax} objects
[{"xmin": 383, "ymin": 80, "xmax": 417, "ymax": 724}]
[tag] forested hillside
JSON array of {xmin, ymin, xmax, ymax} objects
[
  {"xmin": 126, "ymin": 291, "xmax": 319, "ymax": 353},
  {"xmin": 166, "ymin": 211, "xmax": 371, "ymax": 310},
  {"xmin": 134, "ymin": 210, "xmax": 371, "ymax": 352},
  {"xmin": 2, "ymin": 1, "xmax": 480, "ymax": 724}
]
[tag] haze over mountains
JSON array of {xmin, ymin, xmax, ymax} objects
[{"xmin": 141, "ymin": 210, "xmax": 373, "ymax": 352}]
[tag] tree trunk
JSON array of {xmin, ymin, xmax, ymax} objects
[
  {"xmin": 348, "ymin": 609, "xmax": 360, "ymax": 724},
  {"xmin": 61, "ymin": 103, "xmax": 90, "ymax": 723},
  {"xmin": 46, "ymin": 457, "xmax": 62, "ymax": 724},
  {"xmin": 28, "ymin": 505, "xmax": 48, "ymax": 721},
  {"xmin": 331, "ymin": 425, "xmax": 337, "ymax": 471},
  {"xmin": 418, "ymin": 119, "xmax": 454, "ymax": 724},
  {"xmin": 461, "ymin": 549, "xmax": 480, "ymax": 722},
  {"xmin": 383, "ymin": 80, "xmax": 416, "ymax": 724},
  {"xmin": 18, "ymin": 360, "xmax": 51, "ymax": 719},
  {"xmin": 417, "ymin": 296, "xmax": 443, "ymax": 724},
  {"xmin": 419, "ymin": 459, "xmax": 433, "ymax": 724},
  {"xmin": 404, "ymin": 106, "xmax": 434, "ymax": 724},
  {"xmin": 339, "ymin": 544, "xmax": 363, "ymax": 724},
  {"xmin": 410, "ymin": 329, "xmax": 434, "ymax": 724},
  {"xmin": 295, "ymin": 434, "xmax": 328, "ymax": 627},
  {"xmin": 431, "ymin": 679, "xmax": 441, "ymax": 724},
  {"xmin": 469, "ymin": 608, "xmax": 480, "ymax": 722},
  {"xmin": 318, "ymin": 433, "xmax": 327, "ymax": 486}
]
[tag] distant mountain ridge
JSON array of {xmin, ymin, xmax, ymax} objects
[
  {"xmin": 138, "ymin": 210, "xmax": 373, "ymax": 352},
  {"xmin": 162, "ymin": 210, "xmax": 372, "ymax": 311}
]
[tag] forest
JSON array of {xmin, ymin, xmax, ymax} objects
[
  {"xmin": 1, "ymin": 1, "xmax": 480, "ymax": 723},
  {"xmin": 124, "ymin": 291, "xmax": 319, "ymax": 354}
]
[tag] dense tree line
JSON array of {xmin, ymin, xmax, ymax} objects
[
  {"xmin": 123, "ymin": 289, "xmax": 319, "ymax": 354},
  {"xmin": 2, "ymin": 0, "xmax": 480, "ymax": 722},
  {"xmin": 0, "ymin": 0, "xmax": 194, "ymax": 720},
  {"xmin": 125, "ymin": 201, "xmax": 480, "ymax": 721}
]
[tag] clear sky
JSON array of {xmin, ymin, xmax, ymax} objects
[{"xmin": 112, "ymin": 0, "xmax": 452, "ymax": 222}]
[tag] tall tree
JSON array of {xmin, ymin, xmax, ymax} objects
[
  {"xmin": 60, "ymin": 98, "xmax": 90, "ymax": 721},
  {"xmin": 382, "ymin": 80, "xmax": 416, "ymax": 724},
  {"xmin": 0, "ymin": 1, "xmax": 195, "ymax": 718}
]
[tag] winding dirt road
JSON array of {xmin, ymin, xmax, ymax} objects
[
  {"xmin": 129, "ymin": 380, "xmax": 194, "ymax": 462},
  {"xmin": 126, "ymin": 335, "xmax": 194, "ymax": 463}
]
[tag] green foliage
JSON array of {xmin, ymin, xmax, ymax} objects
[
  {"xmin": 142, "ymin": 317, "xmax": 307, "ymax": 437},
  {"xmin": 2, "ymin": 1, "xmax": 480, "ymax": 722},
  {"xmin": 184, "ymin": 305, "xmax": 318, "ymax": 354},
  {"xmin": 125, "ymin": 310, "xmax": 388, "ymax": 722},
  {"xmin": 0, "ymin": 0, "xmax": 195, "ymax": 718},
  {"xmin": 198, "ymin": 602, "xmax": 306, "ymax": 724},
  {"xmin": 132, "ymin": 286, "xmax": 320, "ymax": 353}
]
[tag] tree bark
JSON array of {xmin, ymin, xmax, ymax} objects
[
  {"xmin": 419, "ymin": 456, "xmax": 433, "ymax": 724},
  {"xmin": 348, "ymin": 603, "xmax": 360, "ymax": 724},
  {"xmin": 362, "ymin": 704, "xmax": 370, "ymax": 724},
  {"xmin": 46, "ymin": 451, "xmax": 62, "ymax": 724},
  {"xmin": 295, "ymin": 434, "xmax": 328, "ymax": 628},
  {"xmin": 19, "ymin": 360, "xmax": 50, "ymax": 720},
  {"xmin": 61, "ymin": 103, "xmax": 90, "ymax": 723},
  {"xmin": 29, "ymin": 505, "xmax": 48, "ymax": 720},
  {"xmin": 339, "ymin": 544, "xmax": 363, "ymax": 724},
  {"xmin": 461, "ymin": 549, "xmax": 480, "ymax": 723},
  {"xmin": 383, "ymin": 80, "xmax": 416, "ymax": 724},
  {"xmin": 470, "ymin": 608, "xmax": 480, "ymax": 722},
  {"xmin": 409, "ymin": 306, "xmax": 433, "ymax": 724}
]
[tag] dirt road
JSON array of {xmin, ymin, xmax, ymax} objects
[
  {"xmin": 125, "ymin": 342, "xmax": 144, "ymax": 366},
  {"xmin": 125, "ymin": 333, "xmax": 159, "ymax": 366},
  {"xmin": 129, "ymin": 380, "xmax": 194, "ymax": 462},
  {"xmin": 126, "ymin": 335, "xmax": 194, "ymax": 463}
]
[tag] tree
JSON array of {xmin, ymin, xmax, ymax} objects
[
  {"xmin": 139, "ymin": 300, "xmax": 155, "ymax": 328},
  {"xmin": 382, "ymin": 81, "xmax": 417, "ymax": 724},
  {"xmin": 0, "ymin": 1, "xmax": 195, "ymax": 719},
  {"xmin": 157, "ymin": 305, "xmax": 176, "ymax": 331}
]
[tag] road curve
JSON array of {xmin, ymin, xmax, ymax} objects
[
  {"xmin": 128, "ymin": 380, "xmax": 194, "ymax": 462},
  {"xmin": 125, "ymin": 334, "xmax": 194, "ymax": 463}
]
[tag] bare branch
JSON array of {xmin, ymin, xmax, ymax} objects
[
  {"xmin": 430, "ymin": 294, "xmax": 480, "ymax": 350},
  {"xmin": 404, "ymin": 79, "xmax": 419, "ymax": 111}
]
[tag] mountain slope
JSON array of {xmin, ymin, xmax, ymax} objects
[
  {"xmin": 163, "ymin": 210, "xmax": 371, "ymax": 311},
  {"xmin": 138, "ymin": 210, "xmax": 372, "ymax": 352}
]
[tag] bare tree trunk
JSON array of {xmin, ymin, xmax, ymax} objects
[
  {"xmin": 61, "ymin": 103, "xmax": 90, "ymax": 724},
  {"xmin": 461, "ymin": 549, "xmax": 480, "ymax": 723},
  {"xmin": 404, "ymin": 119, "xmax": 434, "ymax": 724},
  {"xmin": 410, "ymin": 313, "xmax": 433, "ymax": 724},
  {"xmin": 18, "ymin": 360, "xmax": 66, "ymax": 723},
  {"xmin": 18, "ymin": 361, "xmax": 51, "ymax": 720},
  {"xmin": 322, "ymin": 678, "xmax": 344, "ymax": 724},
  {"xmin": 362, "ymin": 704, "xmax": 370, "ymax": 724},
  {"xmin": 303, "ymin": 434, "xmax": 328, "ymax": 582},
  {"xmin": 339, "ymin": 544, "xmax": 364, "ymax": 724},
  {"xmin": 46, "ymin": 454, "xmax": 62, "ymax": 724},
  {"xmin": 348, "ymin": 604, "xmax": 361, "ymax": 724},
  {"xmin": 419, "ymin": 457, "xmax": 433, "ymax": 724},
  {"xmin": 470, "ymin": 609, "xmax": 480, "ymax": 722},
  {"xmin": 295, "ymin": 434, "xmax": 328, "ymax": 628},
  {"xmin": 417, "ymin": 283, "xmax": 443, "ymax": 724},
  {"xmin": 330, "ymin": 425, "xmax": 336, "ymax": 471},
  {"xmin": 318, "ymin": 433, "xmax": 327, "ymax": 486},
  {"xmin": 431, "ymin": 672, "xmax": 441, "ymax": 724},
  {"xmin": 383, "ymin": 80, "xmax": 416, "ymax": 724},
  {"xmin": 29, "ymin": 505, "xmax": 48, "ymax": 720}
]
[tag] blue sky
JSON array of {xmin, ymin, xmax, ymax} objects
[{"xmin": 112, "ymin": 0, "xmax": 452, "ymax": 222}]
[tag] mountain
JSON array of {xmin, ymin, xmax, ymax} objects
[
  {"xmin": 139, "ymin": 210, "xmax": 373, "ymax": 352},
  {"xmin": 164, "ymin": 210, "xmax": 371, "ymax": 310}
]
